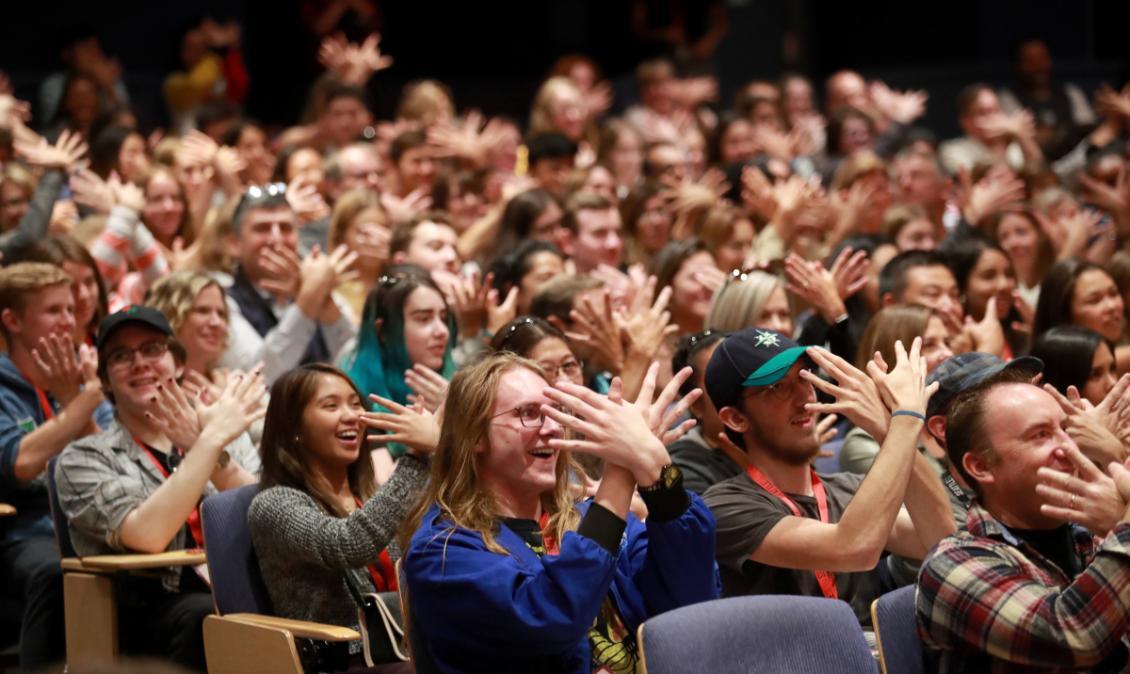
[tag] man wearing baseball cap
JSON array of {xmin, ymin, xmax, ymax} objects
[
  {"xmin": 53, "ymin": 306, "xmax": 265, "ymax": 669},
  {"xmin": 703, "ymin": 327, "xmax": 956, "ymax": 626}
]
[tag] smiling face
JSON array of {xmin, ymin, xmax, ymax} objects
[
  {"xmin": 3, "ymin": 283, "xmax": 75, "ymax": 352},
  {"xmin": 477, "ymin": 366, "xmax": 565, "ymax": 514},
  {"xmin": 300, "ymin": 373, "xmax": 365, "ymax": 472},
  {"xmin": 401, "ymin": 286, "xmax": 450, "ymax": 371},
  {"xmin": 142, "ymin": 171, "xmax": 186, "ymax": 245},
  {"xmin": 61, "ymin": 260, "xmax": 98, "ymax": 333},
  {"xmin": 1071, "ymin": 269, "xmax": 1125, "ymax": 343},
  {"xmin": 672, "ymin": 251, "xmax": 720, "ymax": 329},
  {"xmin": 178, "ymin": 284, "xmax": 228, "ymax": 370},
  {"xmin": 966, "ymin": 248, "xmax": 1016, "ymax": 321},
  {"xmin": 102, "ymin": 324, "xmax": 181, "ymax": 413},
  {"xmin": 968, "ymin": 384, "xmax": 1077, "ymax": 528},
  {"xmin": 996, "ymin": 212, "xmax": 1039, "ymax": 267}
]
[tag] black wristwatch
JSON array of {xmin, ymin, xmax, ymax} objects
[{"xmin": 639, "ymin": 463, "xmax": 681, "ymax": 493}]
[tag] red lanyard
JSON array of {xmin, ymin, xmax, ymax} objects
[
  {"xmin": 745, "ymin": 464, "xmax": 838, "ymax": 600},
  {"xmin": 538, "ymin": 510, "xmax": 560, "ymax": 556},
  {"xmin": 34, "ymin": 386, "xmax": 54, "ymax": 421},
  {"xmin": 135, "ymin": 436, "xmax": 204, "ymax": 548},
  {"xmin": 354, "ymin": 497, "xmax": 398, "ymax": 592}
]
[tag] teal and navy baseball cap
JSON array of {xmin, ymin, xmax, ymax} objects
[{"xmin": 704, "ymin": 328, "xmax": 809, "ymax": 409}]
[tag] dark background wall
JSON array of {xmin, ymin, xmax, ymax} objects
[{"xmin": 1, "ymin": 0, "xmax": 1127, "ymax": 135}]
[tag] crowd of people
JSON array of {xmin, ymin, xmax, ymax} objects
[{"xmin": 2, "ymin": 15, "xmax": 1130, "ymax": 674}]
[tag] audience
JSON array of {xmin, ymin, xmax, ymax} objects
[{"xmin": 0, "ymin": 17, "xmax": 1128, "ymax": 674}]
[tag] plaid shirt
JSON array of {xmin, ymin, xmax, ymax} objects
[{"xmin": 916, "ymin": 503, "xmax": 1130, "ymax": 673}]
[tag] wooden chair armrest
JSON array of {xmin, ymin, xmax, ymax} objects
[
  {"xmin": 0, "ymin": 503, "xmax": 15, "ymax": 516},
  {"xmin": 76, "ymin": 548, "xmax": 208, "ymax": 570},
  {"xmin": 222, "ymin": 613, "xmax": 361, "ymax": 641}
]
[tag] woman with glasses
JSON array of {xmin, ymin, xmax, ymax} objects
[{"xmin": 248, "ymin": 363, "xmax": 432, "ymax": 670}]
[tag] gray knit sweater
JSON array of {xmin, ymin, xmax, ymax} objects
[{"xmin": 247, "ymin": 454, "xmax": 429, "ymax": 633}]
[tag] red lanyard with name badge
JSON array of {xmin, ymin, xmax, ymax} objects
[
  {"xmin": 745, "ymin": 464, "xmax": 838, "ymax": 600},
  {"xmin": 135, "ymin": 436, "xmax": 204, "ymax": 548}
]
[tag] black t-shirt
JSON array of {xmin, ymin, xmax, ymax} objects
[
  {"xmin": 703, "ymin": 470, "xmax": 883, "ymax": 627},
  {"xmin": 667, "ymin": 437, "xmax": 743, "ymax": 495},
  {"xmin": 1010, "ymin": 524, "xmax": 1082, "ymax": 579}
]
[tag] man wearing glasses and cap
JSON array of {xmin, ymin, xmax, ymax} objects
[
  {"xmin": 223, "ymin": 183, "xmax": 358, "ymax": 384},
  {"xmin": 55, "ymin": 306, "xmax": 264, "ymax": 670},
  {"xmin": 702, "ymin": 327, "xmax": 956, "ymax": 627}
]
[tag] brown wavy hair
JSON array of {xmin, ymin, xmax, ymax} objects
[
  {"xmin": 398, "ymin": 352, "xmax": 581, "ymax": 555},
  {"xmin": 259, "ymin": 363, "xmax": 376, "ymax": 517}
]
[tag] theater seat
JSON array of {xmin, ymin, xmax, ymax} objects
[
  {"xmin": 872, "ymin": 585, "xmax": 925, "ymax": 674},
  {"xmin": 637, "ymin": 595, "xmax": 876, "ymax": 673},
  {"xmin": 200, "ymin": 484, "xmax": 361, "ymax": 674},
  {"xmin": 47, "ymin": 456, "xmax": 207, "ymax": 668}
]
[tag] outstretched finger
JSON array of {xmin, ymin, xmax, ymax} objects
[{"xmin": 369, "ymin": 392, "xmax": 409, "ymax": 414}]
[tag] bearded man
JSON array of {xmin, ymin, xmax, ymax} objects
[{"xmin": 702, "ymin": 329, "xmax": 955, "ymax": 627}]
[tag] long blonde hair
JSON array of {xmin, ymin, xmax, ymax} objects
[{"xmin": 399, "ymin": 352, "xmax": 581, "ymax": 555}]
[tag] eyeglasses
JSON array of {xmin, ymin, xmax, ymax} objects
[
  {"xmin": 539, "ymin": 358, "xmax": 582, "ymax": 382},
  {"xmin": 106, "ymin": 339, "xmax": 170, "ymax": 370},
  {"xmin": 491, "ymin": 402, "xmax": 568, "ymax": 429},
  {"xmin": 743, "ymin": 366, "xmax": 813, "ymax": 402}
]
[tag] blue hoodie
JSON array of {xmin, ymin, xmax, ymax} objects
[{"xmin": 0, "ymin": 353, "xmax": 112, "ymax": 542}]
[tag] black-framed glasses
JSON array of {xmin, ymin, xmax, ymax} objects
[
  {"xmin": 490, "ymin": 402, "xmax": 568, "ymax": 429},
  {"xmin": 106, "ymin": 339, "xmax": 171, "ymax": 370}
]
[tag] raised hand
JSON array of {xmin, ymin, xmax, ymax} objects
[
  {"xmin": 258, "ymin": 245, "xmax": 303, "ymax": 300},
  {"xmin": 404, "ymin": 363, "xmax": 449, "ymax": 413},
  {"xmin": 865, "ymin": 337, "xmax": 937, "ymax": 417},
  {"xmin": 380, "ymin": 188, "xmax": 432, "ymax": 224},
  {"xmin": 486, "ymin": 285, "xmax": 519, "ymax": 336},
  {"xmin": 15, "ymin": 129, "xmax": 88, "ymax": 172},
  {"xmin": 829, "ymin": 246, "xmax": 870, "ymax": 300},
  {"xmin": 197, "ymin": 366, "xmax": 267, "ymax": 445},
  {"xmin": 802, "ymin": 346, "xmax": 890, "ymax": 442},
  {"xmin": 144, "ymin": 376, "xmax": 206, "ymax": 450},
  {"xmin": 868, "ymin": 81, "xmax": 927, "ymax": 125},
  {"xmin": 565, "ymin": 289, "xmax": 624, "ymax": 374},
  {"xmin": 362, "ymin": 393, "xmax": 439, "ymax": 455},
  {"xmin": 963, "ymin": 295, "xmax": 1005, "ymax": 357},
  {"xmin": 0, "ymin": 92, "xmax": 31, "ymax": 130},
  {"xmin": 618, "ymin": 285, "xmax": 676, "ymax": 362},
  {"xmin": 31, "ymin": 334, "xmax": 83, "ymax": 404},
  {"xmin": 1037, "ymin": 441, "xmax": 1127, "ymax": 536},
  {"xmin": 108, "ymin": 172, "xmax": 145, "ymax": 212},
  {"xmin": 961, "ymin": 173, "xmax": 1026, "ymax": 227},
  {"xmin": 1043, "ymin": 382, "xmax": 1129, "ymax": 467},
  {"xmin": 446, "ymin": 270, "xmax": 491, "ymax": 337},
  {"xmin": 541, "ymin": 362, "xmax": 699, "ymax": 484},
  {"xmin": 784, "ymin": 254, "xmax": 847, "ymax": 324},
  {"xmin": 70, "ymin": 169, "xmax": 115, "ymax": 214},
  {"xmin": 286, "ymin": 176, "xmax": 331, "ymax": 224}
]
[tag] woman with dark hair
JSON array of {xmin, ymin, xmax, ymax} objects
[
  {"xmin": 489, "ymin": 241, "xmax": 566, "ymax": 316},
  {"xmin": 1030, "ymin": 326, "xmax": 1117, "ymax": 407},
  {"xmin": 18, "ymin": 235, "xmax": 109, "ymax": 345},
  {"xmin": 710, "ymin": 113, "xmax": 756, "ymax": 167},
  {"xmin": 340, "ymin": 265, "xmax": 456, "ymax": 465},
  {"xmin": 248, "ymin": 363, "xmax": 431, "ymax": 668},
  {"xmin": 89, "ymin": 124, "xmax": 150, "ymax": 183},
  {"xmin": 1033, "ymin": 258, "xmax": 1128, "ymax": 373},
  {"xmin": 619, "ymin": 179, "xmax": 672, "ymax": 267},
  {"xmin": 493, "ymin": 188, "xmax": 563, "ymax": 259},
  {"xmin": 222, "ymin": 119, "xmax": 275, "ymax": 186},
  {"xmin": 595, "ymin": 119, "xmax": 643, "ymax": 198},
  {"xmin": 942, "ymin": 235, "xmax": 1026, "ymax": 358},
  {"xmin": 652, "ymin": 237, "xmax": 721, "ymax": 337},
  {"xmin": 490, "ymin": 316, "xmax": 583, "ymax": 387}
]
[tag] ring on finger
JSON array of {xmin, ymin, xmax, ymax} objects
[{"xmin": 1070, "ymin": 493, "xmax": 1077, "ymax": 509}]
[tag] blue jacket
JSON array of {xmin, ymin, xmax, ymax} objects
[
  {"xmin": 404, "ymin": 493, "xmax": 720, "ymax": 673},
  {"xmin": 0, "ymin": 353, "xmax": 112, "ymax": 541}
]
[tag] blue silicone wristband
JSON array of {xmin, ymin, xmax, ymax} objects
[{"xmin": 891, "ymin": 410, "xmax": 926, "ymax": 421}]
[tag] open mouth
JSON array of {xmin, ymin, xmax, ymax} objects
[
  {"xmin": 528, "ymin": 447, "xmax": 555, "ymax": 460},
  {"xmin": 335, "ymin": 429, "xmax": 360, "ymax": 447}
]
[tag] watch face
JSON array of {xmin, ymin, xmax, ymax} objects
[{"xmin": 663, "ymin": 464, "xmax": 681, "ymax": 488}]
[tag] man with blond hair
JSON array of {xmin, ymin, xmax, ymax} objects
[{"xmin": 0, "ymin": 262, "xmax": 110, "ymax": 668}]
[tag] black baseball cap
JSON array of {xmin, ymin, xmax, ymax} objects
[
  {"xmin": 925, "ymin": 352, "xmax": 1043, "ymax": 419},
  {"xmin": 705, "ymin": 328, "xmax": 809, "ymax": 410},
  {"xmin": 96, "ymin": 305, "xmax": 173, "ymax": 350}
]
